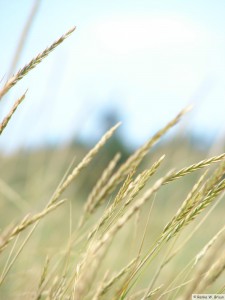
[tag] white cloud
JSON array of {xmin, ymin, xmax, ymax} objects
[{"xmin": 91, "ymin": 15, "xmax": 206, "ymax": 55}]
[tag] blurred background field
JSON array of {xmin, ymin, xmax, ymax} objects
[{"xmin": 1, "ymin": 130, "xmax": 225, "ymax": 298}]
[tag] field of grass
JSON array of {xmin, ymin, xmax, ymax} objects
[{"xmin": 1, "ymin": 25, "xmax": 225, "ymax": 300}]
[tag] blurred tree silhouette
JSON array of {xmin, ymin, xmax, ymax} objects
[{"xmin": 99, "ymin": 107, "xmax": 130, "ymax": 162}]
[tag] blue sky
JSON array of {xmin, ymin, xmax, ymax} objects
[{"xmin": 0, "ymin": 0, "xmax": 225, "ymax": 152}]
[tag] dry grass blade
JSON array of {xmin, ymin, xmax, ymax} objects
[
  {"xmin": 161, "ymin": 193, "xmax": 223, "ymax": 277},
  {"xmin": 114, "ymin": 168, "xmax": 136, "ymax": 206},
  {"xmin": 48, "ymin": 122, "xmax": 121, "ymax": 206},
  {"xmin": 88, "ymin": 155, "xmax": 165, "ymax": 240},
  {"xmin": 187, "ymin": 179, "xmax": 225, "ymax": 220},
  {"xmin": 93, "ymin": 171, "xmax": 173, "ymax": 255},
  {"xmin": 162, "ymin": 162, "xmax": 225, "ymax": 242},
  {"xmin": 85, "ymin": 152, "xmax": 121, "ymax": 214},
  {"xmin": 125, "ymin": 155, "xmax": 165, "ymax": 206},
  {"xmin": 72, "ymin": 241, "xmax": 108, "ymax": 300},
  {"xmin": 164, "ymin": 179, "xmax": 225, "ymax": 243},
  {"xmin": 92, "ymin": 271, "xmax": 109, "ymax": 300},
  {"xmin": 36, "ymin": 256, "xmax": 50, "ymax": 300},
  {"xmin": 0, "ymin": 92, "xmax": 27, "ymax": 134},
  {"xmin": 88, "ymin": 169, "xmax": 137, "ymax": 240},
  {"xmin": 0, "ymin": 234, "xmax": 20, "ymax": 285},
  {"xmin": 183, "ymin": 230, "xmax": 225, "ymax": 299},
  {"xmin": 141, "ymin": 285, "xmax": 162, "ymax": 299},
  {"xmin": 0, "ymin": 27, "xmax": 75, "ymax": 100},
  {"xmin": 203, "ymin": 160, "xmax": 225, "ymax": 193},
  {"xmin": 0, "ymin": 223, "xmax": 38, "ymax": 286},
  {"xmin": 194, "ymin": 224, "xmax": 225, "ymax": 266},
  {"xmin": 197, "ymin": 254, "xmax": 225, "ymax": 293},
  {"xmin": 156, "ymin": 195, "xmax": 225, "ymax": 300},
  {"xmin": 163, "ymin": 171, "xmax": 208, "ymax": 234}
]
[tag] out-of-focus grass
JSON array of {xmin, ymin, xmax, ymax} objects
[{"xmin": 0, "ymin": 136, "xmax": 224, "ymax": 299}]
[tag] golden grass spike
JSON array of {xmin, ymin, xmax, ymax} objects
[
  {"xmin": 93, "ymin": 169, "xmax": 136, "ymax": 236},
  {"xmin": 165, "ymin": 152, "xmax": 225, "ymax": 184},
  {"xmin": 163, "ymin": 171, "xmax": 208, "ymax": 234},
  {"xmin": 93, "ymin": 171, "xmax": 173, "ymax": 255},
  {"xmin": 87, "ymin": 169, "xmax": 136, "ymax": 240},
  {"xmin": 114, "ymin": 168, "xmax": 136, "ymax": 205},
  {"xmin": 0, "ymin": 92, "xmax": 27, "ymax": 134},
  {"xmin": 88, "ymin": 156, "xmax": 165, "ymax": 241},
  {"xmin": 94, "ymin": 106, "xmax": 191, "ymax": 207},
  {"xmin": 190, "ymin": 179, "xmax": 225, "ymax": 217},
  {"xmin": 164, "ymin": 179, "xmax": 225, "ymax": 242},
  {"xmin": 162, "ymin": 194, "xmax": 223, "ymax": 275},
  {"xmin": 165, "ymin": 161, "xmax": 225, "ymax": 237},
  {"xmin": 0, "ymin": 27, "xmax": 76, "ymax": 100},
  {"xmin": 203, "ymin": 160, "xmax": 225, "ymax": 193},
  {"xmin": 125, "ymin": 154, "xmax": 165, "ymax": 206},
  {"xmin": 48, "ymin": 122, "xmax": 121, "ymax": 206},
  {"xmin": 85, "ymin": 153, "xmax": 121, "ymax": 214},
  {"xmin": 78, "ymin": 153, "xmax": 121, "ymax": 229}
]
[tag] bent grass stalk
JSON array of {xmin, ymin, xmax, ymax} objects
[
  {"xmin": 48, "ymin": 122, "xmax": 121, "ymax": 207},
  {"xmin": 0, "ymin": 27, "xmax": 76, "ymax": 100},
  {"xmin": 164, "ymin": 153, "xmax": 225, "ymax": 184}
]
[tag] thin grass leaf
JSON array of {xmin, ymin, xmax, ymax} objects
[{"xmin": 85, "ymin": 152, "xmax": 121, "ymax": 214}]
